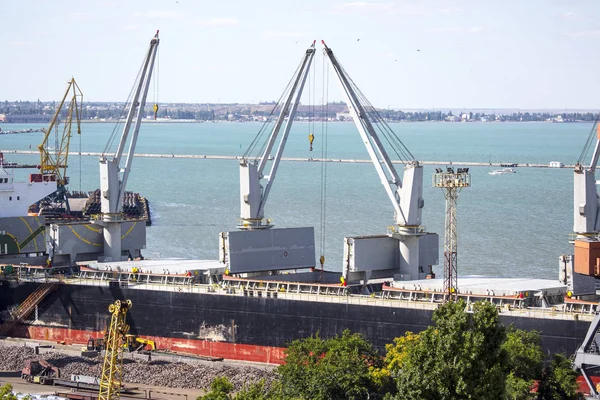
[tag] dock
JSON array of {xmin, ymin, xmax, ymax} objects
[{"xmin": 1, "ymin": 150, "xmax": 572, "ymax": 168}]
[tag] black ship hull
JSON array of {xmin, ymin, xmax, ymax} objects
[{"xmin": 0, "ymin": 281, "xmax": 590, "ymax": 363}]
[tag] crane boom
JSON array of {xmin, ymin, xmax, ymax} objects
[
  {"xmin": 98, "ymin": 31, "xmax": 159, "ymax": 261},
  {"xmin": 239, "ymin": 41, "xmax": 316, "ymax": 229},
  {"xmin": 321, "ymin": 41, "xmax": 423, "ymax": 228}
]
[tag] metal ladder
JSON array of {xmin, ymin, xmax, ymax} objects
[{"xmin": 0, "ymin": 282, "xmax": 59, "ymax": 337}]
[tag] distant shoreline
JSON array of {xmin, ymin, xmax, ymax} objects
[{"xmin": 0, "ymin": 119, "xmax": 592, "ymax": 124}]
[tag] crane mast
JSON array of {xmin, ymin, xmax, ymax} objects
[
  {"xmin": 98, "ymin": 299, "xmax": 132, "ymax": 400},
  {"xmin": 98, "ymin": 31, "xmax": 159, "ymax": 261},
  {"xmin": 38, "ymin": 78, "xmax": 82, "ymax": 187},
  {"xmin": 322, "ymin": 41, "xmax": 437, "ymax": 282},
  {"xmin": 239, "ymin": 41, "xmax": 316, "ymax": 229}
]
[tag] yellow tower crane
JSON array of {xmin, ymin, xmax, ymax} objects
[
  {"xmin": 38, "ymin": 78, "xmax": 83, "ymax": 186},
  {"xmin": 31, "ymin": 78, "xmax": 83, "ymax": 216},
  {"xmin": 98, "ymin": 299, "xmax": 132, "ymax": 400}
]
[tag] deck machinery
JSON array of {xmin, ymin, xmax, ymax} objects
[{"xmin": 219, "ymin": 41, "xmax": 438, "ymax": 283}]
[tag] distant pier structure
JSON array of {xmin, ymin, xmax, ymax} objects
[{"xmin": 433, "ymin": 167, "xmax": 471, "ymax": 301}]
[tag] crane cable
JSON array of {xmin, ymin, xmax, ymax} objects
[
  {"xmin": 319, "ymin": 55, "xmax": 330, "ymax": 271},
  {"xmin": 153, "ymin": 46, "xmax": 160, "ymax": 120},
  {"xmin": 242, "ymin": 56, "xmax": 305, "ymax": 161},
  {"xmin": 103, "ymin": 59, "xmax": 145, "ymax": 156}
]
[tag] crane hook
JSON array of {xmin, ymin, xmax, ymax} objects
[{"xmin": 308, "ymin": 133, "xmax": 315, "ymax": 151}]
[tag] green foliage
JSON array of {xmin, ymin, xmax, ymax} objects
[
  {"xmin": 0, "ymin": 384, "xmax": 25, "ymax": 400},
  {"xmin": 505, "ymin": 371, "xmax": 536, "ymax": 400},
  {"xmin": 276, "ymin": 329, "xmax": 383, "ymax": 400},
  {"xmin": 502, "ymin": 328, "xmax": 544, "ymax": 400},
  {"xmin": 536, "ymin": 354, "xmax": 584, "ymax": 400},
  {"xmin": 369, "ymin": 331, "xmax": 421, "ymax": 395},
  {"xmin": 197, "ymin": 376, "xmax": 234, "ymax": 400},
  {"xmin": 234, "ymin": 380, "xmax": 290, "ymax": 400},
  {"xmin": 393, "ymin": 300, "xmax": 508, "ymax": 400}
]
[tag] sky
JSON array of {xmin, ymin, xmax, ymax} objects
[{"xmin": 2, "ymin": 0, "xmax": 600, "ymax": 109}]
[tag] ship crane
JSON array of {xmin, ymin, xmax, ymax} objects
[
  {"xmin": 97, "ymin": 31, "xmax": 159, "ymax": 262},
  {"xmin": 219, "ymin": 42, "xmax": 318, "ymax": 275},
  {"xmin": 321, "ymin": 41, "xmax": 438, "ymax": 282},
  {"xmin": 574, "ymin": 122, "xmax": 600, "ymax": 237},
  {"xmin": 33, "ymin": 78, "xmax": 83, "ymax": 215},
  {"xmin": 239, "ymin": 41, "xmax": 316, "ymax": 230}
]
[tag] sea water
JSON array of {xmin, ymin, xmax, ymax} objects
[{"xmin": 0, "ymin": 121, "xmax": 591, "ymax": 280}]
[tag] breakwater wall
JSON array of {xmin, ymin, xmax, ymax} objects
[{"xmin": 2, "ymin": 150, "xmax": 571, "ymax": 168}]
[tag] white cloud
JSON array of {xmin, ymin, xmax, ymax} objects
[
  {"xmin": 124, "ymin": 25, "xmax": 140, "ymax": 31},
  {"xmin": 199, "ymin": 18, "xmax": 239, "ymax": 27},
  {"xmin": 563, "ymin": 11, "xmax": 575, "ymax": 17},
  {"xmin": 69, "ymin": 12, "xmax": 94, "ymax": 20},
  {"xmin": 134, "ymin": 11, "xmax": 181, "ymax": 19},
  {"xmin": 8, "ymin": 41, "xmax": 35, "ymax": 47},
  {"xmin": 437, "ymin": 7, "xmax": 461, "ymax": 14},
  {"xmin": 338, "ymin": 2, "xmax": 393, "ymax": 12},
  {"xmin": 261, "ymin": 31, "xmax": 302, "ymax": 39},
  {"xmin": 570, "ymin": 30, "xmax": 600, "ymax": 37},
  {"xmin": 434, "ymin": 27, "xmax": 482, "ymax": 34}
]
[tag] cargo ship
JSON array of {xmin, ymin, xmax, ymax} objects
[
  {"xmin": 0, "ymin": 262, "xmax": 594, "ymax": 364},
  {"xmin": 2, "ymin": 35, "xmax": 600, "ymax": 366}
]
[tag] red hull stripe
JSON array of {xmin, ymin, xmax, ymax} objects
[{"xmin": 17, "ymin": 326, "xmax": 286, "ymax": 364}]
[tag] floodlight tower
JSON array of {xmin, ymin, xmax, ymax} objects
[{"xmin": 432, "ymin": 167, "xmax": 471, "ymax": 301}]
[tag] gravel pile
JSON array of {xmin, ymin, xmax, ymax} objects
[{"xmin": 0, "ymin": 344, "xmax": 276, "ymax": 390}]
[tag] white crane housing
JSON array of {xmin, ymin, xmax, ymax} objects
[
  {"xmin": 574, "ymin": 124, "xmax": 600, "ymax": 235},
  {"xmin": 97, "ymin": 31, "xmax": 159, "ymax": 262}
]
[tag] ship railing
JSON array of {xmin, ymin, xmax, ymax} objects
[
  {"xmin": 562, "ymin": 299, "xmax": 599, "ymax": 315},
  {"xmin": 382, "ymin": 286, "xmax": 529, "ymax": 309},
  {"xmin": 75, "ymin": 269, "xmax": 194, "ymax": 286},
  {"xmin": 223, "ymin": 278, "xmax": 349, "ymax": 297}
]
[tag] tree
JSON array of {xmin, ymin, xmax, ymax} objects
[
  {"xmin": 276, "ymin": 329, "xmax": 384, "ymax": 400},
  {"xmin": 197, "ymin": 377, "xmax": 234, "ymax": 400},
  {"xmin": 0, "ymin": 384, "xmax": 29, "ymax": 400},
  {"xmin": 392, "ymin": 300, "xmax": 508, "ymax": 400},
  {"xmin": 369, "ymin": 331, "xmax": 421, "ymax": 396},
  {"xmin": 503, "ymin": 328, "xmax": 544, "ymax": 400},
  {"xmin": 234, "ymin": 379, "xmax": 289, "ymax": 400},
  {"xmin": 536, "ymin": 354, "xmax": 584, "ymax": 400}
]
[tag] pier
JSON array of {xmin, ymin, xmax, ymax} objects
[
  {"xmin": 0, "ymin": 128, "xmax": 43, "ymax": 135},
  {"xmin": 1, "ymin": 150, "xmax": 571, "ymax": 168}
]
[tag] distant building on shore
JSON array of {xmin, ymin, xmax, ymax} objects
[{"xmin": 5, "ymin": 114, "xmax": 52, "ymax": 123}]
